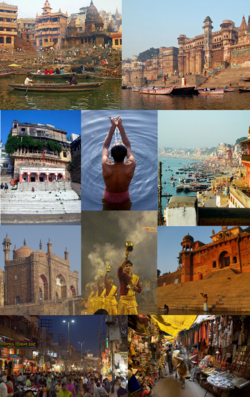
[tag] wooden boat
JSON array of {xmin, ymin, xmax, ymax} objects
[
  {"xmin": 8, "ymin": 82, "xmax": 104, "ymax": 92},
  {"xmin": 224, "ymin": 88, "xmax": 235, "ymax": 92},
  {"xmin": 139, "ymin": 86, "xmax": 174, "ymax": 95},
  {"xmin": 239, "ymin": 88, "xmax": 250, "ymax": 92},
  {"xmin": 171, "ymin": 86, "xmax": 196, "ymax": 95},
  {"xmin": 0, "ymin": 71, "xmax": 15, "ymax": 78},
  {"xmin": 198, "ymin": 89, "xmax": 224, "ymax": 95},
  {"xmin": 31, "ymin": 72, "xmax": 89, "ymax": 79}
]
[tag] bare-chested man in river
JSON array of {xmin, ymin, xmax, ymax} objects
[{"xmin": 102, "ymin": 116, "xmax": 136, "ymax": 203}]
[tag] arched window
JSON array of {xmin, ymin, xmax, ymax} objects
[
  {"xmin": 39, "ymin": 287, "xmax": 43, "ymax": 300},
  {"xmin": 213, "ymin": 261, "xmax": 216, "ymax": 268},
  {"xmin": 16, "ymin": 296, "xmax": 20, "ymax": 305},
  {"xmin": 233, "ymin": 256, "xmax": 237, "ymax": 264}
]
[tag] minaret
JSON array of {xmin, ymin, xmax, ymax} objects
[
  {"xmin": 3, "ymin": 234, "xmax": 11, "ymax": 262},
  {"xmin": 47, "ymin": 239, "xmax": 52, "ymax": 300},
  {"xmin": 64, "ymin": 247, "xmax": 69, "ymax": 261},
  {"xmin": 39, "ymin": 240, "xmax": 42, "ymax": 250},
  {"xmin": 203, "ymin": 16, "xmax": 213, "ymax": 69}
]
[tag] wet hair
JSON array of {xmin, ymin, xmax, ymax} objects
[
  {"xmin": 125, "ymin": 260, "xmax": 133, "ymax": 267},
  {"xmin": 111, "ymin": 144, "xmax": 127, "ymax": 163}
]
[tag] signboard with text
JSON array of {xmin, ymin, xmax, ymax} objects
[{"xmin": 0, "ymin": 341, "xmax": 37, "ymax": 349}]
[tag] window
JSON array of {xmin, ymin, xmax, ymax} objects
[
  {"xmin": 63, "ymin": 151, "xmax": 67, "ymax": 158},
  {"xmin": 213, "ymin": 261, "xmax": 216, "ymax": 268},
  {"xmin": 15, "ymin": 275, "xmax": 18, "ymax": 280},
  {"xmin": 233, "ymin": 256, "xmax": 237, "ymax": 263},
  {"xmin": 0, "ymin": 37, "xmax": 4, "ymax": 43},
  {"xmin": 6, "ymin": 37, "xmax": 11, "ymax": 44},
  {"xmin": 115, "ymin": 39, "xmax": 118, "ymax": 45},
  {"xmin": 16, "ymin": 296, "xmax": 20, "ymax": 305}
]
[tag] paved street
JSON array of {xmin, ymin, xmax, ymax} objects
[{"xmin": 152, "ymin": 375, "xmax": 214, "ymax": 397}]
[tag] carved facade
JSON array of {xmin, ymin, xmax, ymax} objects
[{"xmin": 180, "ymin": 227, "xmax": 250, "ymax": 283}]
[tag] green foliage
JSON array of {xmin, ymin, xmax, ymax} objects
[
  {"xmin": 5, "ymin": 135, "xmax": 21, "ymax": 154},
  {"xmin": 47, "ymin": 140, "xmax": 62, "ymax": 153},
  {"xmin": 235, "ymin": 137, "xmax": 247, "ymax": 145}
]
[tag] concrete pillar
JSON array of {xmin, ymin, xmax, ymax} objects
[
  {"xmin": 46, "ymin": 173, "xmax": 49, "ymax": 181},
  {"xmin": 55, "ymin": 173, "xmax": 58, "ymax": 181},
  {"xmin": 19, "ymin": 173, "xmax": 22, "ymax": 182},
  {"xmin": 28, "ymin": 173, "xmax": 31, "ymax": 182}
]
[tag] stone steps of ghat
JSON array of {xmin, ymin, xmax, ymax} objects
[
  {"xmin": 157, "ymin": 268, "xmax": 250, "ymax": 311},
  {"xmin": 198, "ymin": 67, "xmax": 250, "ymax": 88}
]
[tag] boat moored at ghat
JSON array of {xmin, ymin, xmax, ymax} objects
[
  {"xmin": 198, "ymin": 89, "xmax": 224, "ymax": 95},
  {"xmin": 139, "ymin": 86, "xmax": 174, "ymax": 95},
  {"xmin": 8, "ymin": 82, "xmax": 104, "ymax": 92}
]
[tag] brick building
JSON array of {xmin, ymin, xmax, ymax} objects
[
  {"xmin": 0, "ymin": 2, "xmax": 18, "ymax": 49},
  {"xmin": 2, "ymin": 234, "xmax": 79, "ymax": 306},
  {"xmin": 17, "ymin": 18, "xmax": 36, "ymax": 45},
  {"xmin": 180, "ymin": 226, "xmax": 250, "ymax": 283},
  {"xmin": 8, "ymin": 120, "xmax": 71, "ymax": 182}
]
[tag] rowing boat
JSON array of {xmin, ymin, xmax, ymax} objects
[
  {"xmin": 0, "ymin": 71, "xmax": 15, "ymax": 78},
  {"xmin": 31, "ymin": 72, "xmax": 89, "ymax": 79},
  {"xmin": 8, "ymin": 82, "xmax": 104, "ymax": 92},
  {"xmin": 224, "ymin": 88, "xmax": 235, "ymax": 92},
  {"xmin": 139, "ymin": 86, "xmax": 174, "ymax": 95},
  {"xmin": 198, "ymin": 89, "xmax": 224, "ymax": 95},
  {"xmin": 171, "ymin": 86, "xmax": 196, "ymax": 95},
  {"xmin": 239, "ymin": 88, "xmax": 250, "ymax": 92}
]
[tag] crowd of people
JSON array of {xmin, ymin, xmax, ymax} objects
[{"xmin": 0, "ymin": 371, "xmax": 128, "ymax": 397}]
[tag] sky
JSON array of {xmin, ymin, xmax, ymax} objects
[
  {"xmin": 39, "ymin": 315, "xmax": 106, "ymax": 356},
  {"xmin": 123, "ymin": 0, "xmax": 249, "ymax": 58},
  {"xmin": 158, "ymin": 111, "xmax": 250, "ymax": 149},
  {"xmin": 81, "ymin": 211, "xmax": 157, "ymax": 293},
  {"xmin": 158, "ymin": 226, "xmax": 248, "ymax": 274},
  {"xmin": 0, "ymin": 225, "xmax": 81, "ymax": 292},
  {"xmin": 12, "ymin": 0, "xmax": 121, "ymax": 20},
  {"xmin": 0, "ymin": 111, "xmax": 81, "ymax": 145}
]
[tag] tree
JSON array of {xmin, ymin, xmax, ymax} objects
[
  {"xmin": 5, "ymin": 135, "xmax": 21, "ymax": 154},
  {"xmin": 47, "ymin": 140, "xmax": 62, "ymax": 153},
  {"xmin": 157, "ymin": 269, "xmax": 161, "ymax": 278}
]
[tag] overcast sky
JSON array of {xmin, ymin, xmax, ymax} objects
[
  {"xmin": 14, "ymin": 0, "xmax": 121, "ymax": 19},
  {"xmin": 0, "ymin": 226, "xmax": 81, "ymax": 292},
  {"xmin": 158, "ymin": 226, "xmax": 248, "ymax": 274},
  {"xmin": 123, "ymin": 0, "xmax": 249, "ymax": 58},
  {"xmin": 39, "ymin": 315, "xmax": 106, "ymax": 355},
  {"xmin": 158, "ymin": 111, "xmax": 250, "ymax": 149},
  {"xmin": 81, "ymin": 211, "xmax": 157, "ymax": 292}
]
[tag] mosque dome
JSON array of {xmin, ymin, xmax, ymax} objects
[{"xmin": 182, "ymin": 233, "xmax": 194, "ymax": 243}]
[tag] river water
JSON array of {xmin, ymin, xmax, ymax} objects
[
  {"xmin": 0, "ymin": 75, "xmax": 122, "ymax": 110},
  {"xmin": 159, "ymin": 157, "xmax": 203, "ymax": 208},
  {"xmin": 82, "ymin": 110, "xmax": 158, "ymax": 210},
  {"xmin": 122, "ymin": 89, "xmax": 250, "ymax": 110}
]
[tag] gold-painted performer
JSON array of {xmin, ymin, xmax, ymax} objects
[
  {"xmin": 103, "ymin": 266, "xmax": 118, "ymax": 314},
  {"xmin": 117, "ymin": 246, "xmax": 141, "ymax": 314},
  {"xmin": 97, "ymin": 275, "xmax": 105, "ymax": 310}
]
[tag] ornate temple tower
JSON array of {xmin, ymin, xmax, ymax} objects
[
  {"xmin": 3, "ymin": 234, "xmax": 11, "ymax": 262},
  {"xmin": 203, "ymin": 16, "xmax": 213, "ymax": 69}
]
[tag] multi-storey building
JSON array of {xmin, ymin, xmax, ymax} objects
[
  {"xmin": 0, "ymin": 2, "xmax": 17, "ymax": 49},
  {"xmin": 8, "ymin": 120, "xmax": 71, "ymax": 182},
  {"xmin": 35, "ymin": 0, "xmax": 68, "ymax": 49}
]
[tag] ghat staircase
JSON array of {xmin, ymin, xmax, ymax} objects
[{"xmin": 157, "ymin": 268, "xmax": 250, "ymax": 313}]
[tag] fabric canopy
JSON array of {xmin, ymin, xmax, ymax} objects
[{"xmin": 151, "ymin": 315, "xmax": 197, "ymax": 337}]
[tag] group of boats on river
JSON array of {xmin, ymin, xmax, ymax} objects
[
  {"xmin": 126, "ymin": 85, "xmax": 250, "ymax": 95},
  {"xmin": 161, "ymin": 162, "xmax": 231, "ymax": 197}
]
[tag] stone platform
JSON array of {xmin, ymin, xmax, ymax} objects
[{"xmin": 157, "ymin": 268, "xmax": 250, "ymax": 313}]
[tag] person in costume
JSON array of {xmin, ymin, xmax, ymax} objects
[
  {"xmin": 117, "ymin": 250, "xmax": 141, "ymax": 314},
  {"xmin": 103, "ymin": 272, "xmax": 118, "ymax": 314},
  {"xmin": 97, "ymin": 276, "xmax": 106, "ymax": 310}
]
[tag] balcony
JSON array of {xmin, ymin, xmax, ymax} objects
[
  {"xmin": 242, "ymin": 154, "xmax": 250, "ymax": 162},
  {"xmin": 35, "ymin": 22, "xmax": 60, "ymax": 29},
  {"xmin": 0, "ymin": 21, "xmax": 17, "ymax": 28},
  {"xmin": 35, "ymin": 30, "xmax": 59, "ymax": 36},
  {"xmin": 0, "ymin": 31, "xmax": 17, "ymax": 36}
]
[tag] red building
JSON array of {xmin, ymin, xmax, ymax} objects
[{"xmin": 180, "ymin": 226, "xmax": 250, "ymax": 283}]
